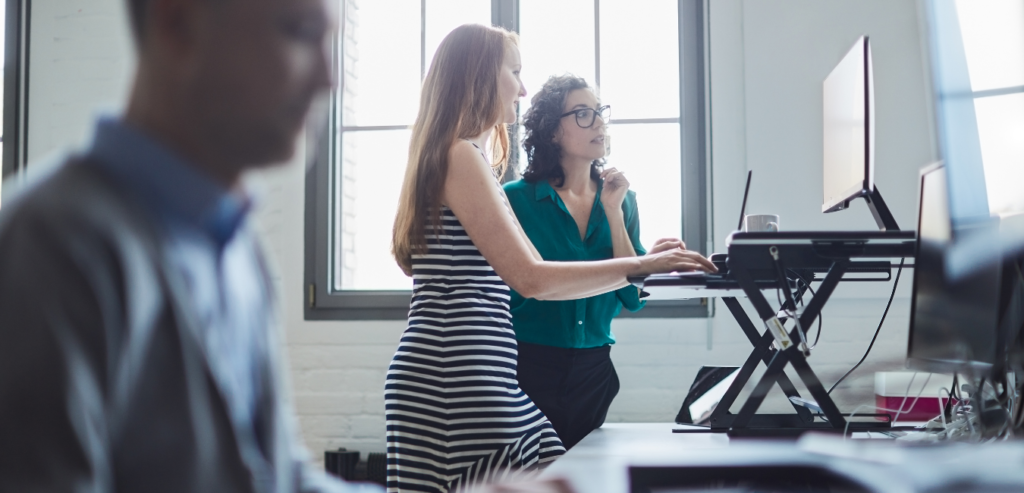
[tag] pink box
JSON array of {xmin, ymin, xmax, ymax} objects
[
  {"xmin": 874, "ymin": 395, "xmax": 951, "ymax": 421},
  {"xmin": 874, "ymin": 372, "xmax": 952, "ymax": 422}
]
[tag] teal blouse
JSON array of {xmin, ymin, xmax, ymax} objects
[{"xmin": 503, "ymin": 178, "xmax": 647, "ymax": 349}]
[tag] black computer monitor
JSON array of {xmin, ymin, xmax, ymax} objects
[
  {"xmin": 821, "ymin": 37, "xmax": 899, "ymax": 231},
  {"xmin": 996, "ymin": 256, "xmax": 1024, "ymax": 370},
  {"xmin": 921, "ymin": 0, "xmax": 1024, "ymax": 280},
  {"xmin": 907, "ymin": 163, "xmax": 1003, "ymax": 375}
]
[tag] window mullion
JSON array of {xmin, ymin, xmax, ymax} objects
[
  {"xmin": 594, "ymin": 0, "xmax": 601, "ymax": 89},
  {"xmin": 420, "ymin": 0, "xmax": 427, "ymax": 80},
  {"xmin": 491, "ymin": 0, "xmax": 519, "ymax": 32}
]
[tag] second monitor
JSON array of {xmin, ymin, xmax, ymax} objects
[
  {"xmin": 907, "ymin": 162, "xmax": 1003, "ymax": 375},
  {"xmin": 822, "ymin": 36, "xmax": 900, "ymax": 231}
]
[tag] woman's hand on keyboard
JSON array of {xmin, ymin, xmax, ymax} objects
[{"xmin": 634, "ymin": 247, "xmax": 718, "ymax": 275}]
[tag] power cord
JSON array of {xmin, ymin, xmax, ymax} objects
[
  {"xmin": 828, "ymin": 258, "xmax": 906, "ymax": 395},
  {"xmin": 894, "ymin": 373, "xmax": 932, "ymax": 423},
  {"xmin": 769, "ymin": 246, "xmax": 810, "ymax": 354},
  {"xmin": 789, "ymin": 269, "xmax": 823, "ymax": 348},
  {"xmin": 943, "ymin": 374, "xmax": 959, "ymax": 421}
]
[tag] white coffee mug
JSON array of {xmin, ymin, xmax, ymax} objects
[{"xmin": 744, "ymin": 214, "xmax": 780, "ymax": 233}]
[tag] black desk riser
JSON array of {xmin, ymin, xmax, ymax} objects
[{"xmin": 645, "ymin": 230, "xmax": 917, "ymax": 437}]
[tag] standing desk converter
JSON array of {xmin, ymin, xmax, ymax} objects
[{"xmin": 629, "ymin": 230, "xmax": 916, "ymax": 436}]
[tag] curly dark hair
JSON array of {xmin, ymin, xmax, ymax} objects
[{"xmin": 521, "ymin": 74, "xmax": 603, "ymax": 186}]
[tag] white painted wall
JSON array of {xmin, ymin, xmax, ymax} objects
[
  {"xmin": 23, "ymin": 0, "xmax": 936, "ymax": 466},
  {"xmin": 700, "ymin": 0, "xmax": 936, "ymax": 420},
  {"xmin": 712, "ymin": 0, "xmax": 935, "ymax": 238}
]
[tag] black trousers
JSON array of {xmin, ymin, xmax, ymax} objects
[{"xmin": 516, "ymin": 341, "xmax": 620, "ymax": 450}]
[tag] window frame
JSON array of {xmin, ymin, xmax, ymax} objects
[
  {"xmin": 304, "ymin": 0, "xmax": 711, "ymax": 320},
  {"xmin": 1, "ymin": 0, "xmax": 30, "ymax": 194}
]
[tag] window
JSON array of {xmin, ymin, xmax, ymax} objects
[
  {"xmin": 306, "ymin": 0, "xmax": 709, "ymax": 319},
  {"xmin": 2, "ymin": 1, "xmax": 19, "ymax": 205},
  {"xmin": 1, "ymin": 3, "xmax": 5, "ymax": 183},
  {"xmin": 1, "ymin": 0, "xmax": 30, "ymax": 207},
  {"xmin": 951, "ymin": 0, "xmax": 1024, "ymax": 216}
]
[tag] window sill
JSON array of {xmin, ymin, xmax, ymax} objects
[{"xmin": 304, "ymin": 292, "xmax": 708, "ymax": 321}]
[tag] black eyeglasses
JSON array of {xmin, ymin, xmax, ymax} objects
[{"xmin": 559, "ymin": 105, "xmax": 611, "ymax": 128}]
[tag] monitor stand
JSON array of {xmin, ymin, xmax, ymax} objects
[
  {"xmin": 863, "ymin": 185, "xmax": 900, "ymax": 231},
  {"xmin": 672, "ymin": 233, "xmax": 916, "ymax": 437}
]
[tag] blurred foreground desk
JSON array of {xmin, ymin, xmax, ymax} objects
[
  {"xmin": 541, "ymin": 423, "xmax": 1024, "ymax": 493},
  {"xmin": 540, "ymin": 423, "xmax": 727, "ymax": 493}
]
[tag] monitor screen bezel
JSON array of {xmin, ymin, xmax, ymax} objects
[
  {"xmin": 906, "ymin": 162, "xmax": 997, "ymax": 375},
  {"xmin": 822, "ymin": 36, "xmax": 875, "ymax": 214}
]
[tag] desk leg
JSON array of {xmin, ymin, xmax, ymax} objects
[
  {"xmin": 721, "ymin": 297, "xmax": 812, "ymax": 420},
  {"xmin": 732, "ymin": 340, "xmax": 848, "ymax": 429},
  {"xmin": 728, "ymin": 259, "xmax": 853, "ymax": 431},
  {"xmin": 789, "ymin": 351, "xmax": 846, "ymax": 426},
  {"xmin": 730, "ymin": 351, "xmax": 790, "ymax": 429},
  {"xmin": 722, "ymin": 297, "xmax": 767, "ymax": 344},
  {"xmin": 797, "ymin": 260, "xmax": 848, "ymax": 330},
  {"xmin": 730, "ymin": 266, "xmax": 779, "ymax": 322},
  {"xmin": 708, "ymin": 331, "xmax": 774, "ymax": 429}
]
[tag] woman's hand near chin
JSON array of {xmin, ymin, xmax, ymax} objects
[
  {"xmin": 633, "ymin": 247, "xmax": 718, "ymax": 276},
  {"xmin": 598, "ymin": 167, "xmax": 629, "ymax": 214}
]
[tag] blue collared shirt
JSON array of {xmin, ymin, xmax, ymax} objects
[{"xmin": 86, "ymin": 117, "xmax": 273, "ymax": 485}]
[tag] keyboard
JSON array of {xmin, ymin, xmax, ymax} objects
[{"xmin": 629, "ymin": 230, "xmax": 915, "ymax": 300}]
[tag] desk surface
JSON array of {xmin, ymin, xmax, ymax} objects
[
  {"xmin": 540, "ymin": 423, "xmax": 726, "ymax": 492},
  {"xmin": 540, "ymin": 422, "xmax": 1024, "ymax": 493}
]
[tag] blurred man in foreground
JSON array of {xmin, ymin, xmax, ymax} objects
[{"xmin": 0, "ymin": 0, "xmax": 377, "ymax": 491}]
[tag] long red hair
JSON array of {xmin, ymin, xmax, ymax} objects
[{"xmin": 392, "ymin": 24, "xmax": 517, "ymax": 275}]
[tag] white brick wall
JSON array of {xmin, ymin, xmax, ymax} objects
[
  {"xmin": 26, "ymin": 0, "xmax": 134, "ymax": 163},
  {"xmin": 22, "ymin": 0, "xmax": 934, "ymax": 471}
]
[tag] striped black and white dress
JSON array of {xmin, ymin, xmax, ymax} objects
[{"xmin": 385, "ymin": 202, "xmax": 565, "ymax": 492}]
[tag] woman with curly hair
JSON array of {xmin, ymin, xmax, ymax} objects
[
  {"xmin": 386, "ymin": 26, "xmax": 715, "ymax": 492},
  {"xmin": 503, "ymin": 75, "xmax": 704, "ymax": 449}
]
